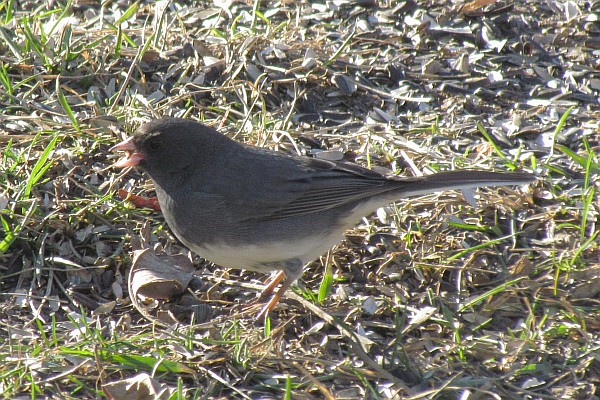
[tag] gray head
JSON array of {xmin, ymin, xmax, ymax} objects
[{"xmin": 112, "ymin": 118, "xmax": 238, "ymax": 189}]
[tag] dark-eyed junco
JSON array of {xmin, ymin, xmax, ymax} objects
[{"xmin": 112, "ymin": 118, "xmax": 535, "ymax": 318}]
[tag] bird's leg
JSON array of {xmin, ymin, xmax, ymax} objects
[
  {"xmin": 256, "ymin": 277, "xmax": 295, "ymax": 319},
  {"xmin": 258, "ymin": 270, "xmax": 286, "ymax": 300},
  {"xmin": 257, "ymin": 259, "xmax": 304, "ymax": 319},
  {"xmin": 233, "ymin": 270, "xmax": 286, "ymax": 316}
]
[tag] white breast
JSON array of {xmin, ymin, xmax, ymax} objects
[{"xmin": 182, "ymin": 230, "xmax": 343, "ymax": 272}]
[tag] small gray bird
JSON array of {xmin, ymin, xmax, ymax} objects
[{"xmin": 112, "ymin": 118, "xmax": 535, "ymax": 318}]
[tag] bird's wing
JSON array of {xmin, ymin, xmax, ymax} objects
[{"xmin": 226, "ymin": 152, "xmax": 411, "ymax": 221}]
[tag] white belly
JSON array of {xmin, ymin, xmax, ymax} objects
[{"xmin": 183, "ymin": 231, "xmax": 343, "ymax": 272}]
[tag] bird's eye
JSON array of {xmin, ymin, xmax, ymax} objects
[{"xmin": 148, "ymin": 137, "xmax": 162, "ymax": 150}]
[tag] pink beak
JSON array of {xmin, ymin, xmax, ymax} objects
[{"xmin": 111, "ymin": 137, "xmax": 144, "ymax": 167}]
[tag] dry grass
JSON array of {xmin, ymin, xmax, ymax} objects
[{"xmin": 0, "ymin": 1, "xmax": 599, "ymax": 399}]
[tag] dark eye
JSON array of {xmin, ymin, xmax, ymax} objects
[{"xmin": 148, "ymin": 137, "xmax": 162, "ymax": 150}]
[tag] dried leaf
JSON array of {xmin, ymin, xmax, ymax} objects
[
  {"xmin": 102, "ymin": 373, "xmax": 175, "ymax": 400},
  {"xmin": 130, "ymin": 248, "xmax": 194, "ymax": 301},
  {"xmin": 461, "ymin": 0, "xmax": 496, "ymax": 13}
]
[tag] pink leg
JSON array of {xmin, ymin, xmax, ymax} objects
[
  {"xmin": 257, "ymin": 276, "xmax": 295, "ymax": 319},
  {"xmin": 256, "ymin": 259, "xmax": 304, "ymax": 319},
  {"xmin": 259, "ymin": 271, "xmax": 286, "ymax": 299}
]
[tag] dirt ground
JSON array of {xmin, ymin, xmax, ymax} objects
[{"xmin": 0, "ymin": 1, "xmax": 598, "ymax": 399}]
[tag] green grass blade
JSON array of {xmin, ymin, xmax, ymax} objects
[
  {"xmin": 325, "ymin": 27, "xmax": 355, "ymax": 66},
  {"xmin": 115, "ymin": 1, "xmax": 139, "ymax": 25},
  {"xmin": 0, "ymin": 200, "xmax": 37, "ymax": 255},
  {"xmin": 555, "ymin": 144, "xmax": 600, "ymax": 174},
  {"xmin": 2, "ymin": 0, "xmax": 15, "ymax": 23},
  {"xmin": 56, "ymin": 78, "xmax": 80, "ymax": 130},
  {"xmin": 549, "ymin": 106, "xmax": 575, "ymax": 157},
  {"xmin": 0, "ymin": 64, "xmax": 13, "ymax": 96},
  {"xmin": 0, "ymin": 26, "xmax": 22, "ymax": 57},
  {"xmin": 580, "ymin": 187, "xmax": 595, "ymax": 241},
  {"xmin": 46, "ymin": 0, "xmax": 72, "ymax": 37},
  {"xmin": 447, "ymin": 233, "xmax": 520, "ymax": 261},
  {"xmin": 59, "ymin": 349, "xmax": 195, "ymax": 374},
  {"xmin": 458, "ymin": 277, "xmax": 526, "ymax": 312},
  {"xmin": 318, "ymin": 253, "xmax": 333, "ymax": 303},
  {"xmin": 21, "ymin": 16, "xmax": 50, "ymax": 68},
  {"xmin": 24, "ymin": 133, "xmax": 59, "ymax": 199},
  {"xmin": 476, "ymin": 123, "xmax": 518, "ymax": 168},
  {"xmin": 0, "ymin": 215, "xmax": 17, "ymax": 254}
]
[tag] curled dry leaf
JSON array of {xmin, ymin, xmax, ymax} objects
[
  {"xmin": 460, "ymin": 0, "xmax": 496, "ymax": 14},
  {"xmin": 128, "ymin": 247, "xmax": 196, "ymax": 325},
  {"xmin": 102, "ymin": 372, "xmax": 175, "ymax": 400},
  {"xmin": 130, "ymin": 249, "xmax": 194, "ymax": 301}
]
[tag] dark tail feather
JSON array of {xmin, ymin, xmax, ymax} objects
[{"xmin": 390, "ymin": 170, "xmax": 536, "ymax": 198}]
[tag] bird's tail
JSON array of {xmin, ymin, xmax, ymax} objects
[{"xmin": 389, "ymin": 171, "xmax": 536, "ymax": 198}]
